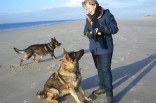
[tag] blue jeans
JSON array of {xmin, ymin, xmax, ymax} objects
[{"xmin": 92, "ymin": 53, "xmax": 113, "ymax": 98}]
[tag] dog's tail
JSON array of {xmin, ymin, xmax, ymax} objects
[
  {"xmin": 36, "ymin": 90, "xmax": 47, "ymax": 99},
  {"xmin": 14, "ymin": 48, "xmax": 25, "ymax": 54}
]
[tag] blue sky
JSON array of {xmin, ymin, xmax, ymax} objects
[{"xmin": 0, "ymin": 0, "xmax": 156, "ymax": 23}]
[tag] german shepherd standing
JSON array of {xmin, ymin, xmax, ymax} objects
[
  {"xmin": 36, "ymin": 49, "xmax": 92, "ymax": 103},
  {"xmin": 14, "ymin": 37, "xmax": 61, "ymax": 66}
]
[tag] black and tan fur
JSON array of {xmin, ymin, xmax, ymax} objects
[
  {"xmin": 36, "ymin": 49, "xmax": 92, "ymax": 103},
  {"xmin": 14, "ymin": 37, "xmax": 61, "ymax": 66}
]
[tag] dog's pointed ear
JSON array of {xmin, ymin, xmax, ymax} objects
[
  {"xmin": 54, "ymin": 37, "xmax": 56, "ymax": 40},
  {"xmin": 63, "ymin": 48, "xmax": 68, "ymax": 55},
  {"xmin": 51, "ymin": 38, "xmax": 54, "ymax": 42},
  {"xmin": 63, "ymin": 49, "xmax": 70, "ymax": 60},
  {"xmin": 76, "ymin": 49, "xmax": 84, "ymax": 61}
]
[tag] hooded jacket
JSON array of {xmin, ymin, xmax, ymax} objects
[{"xmin": 84, "ymin": 6, "xmax": 119, "ymax": 54}]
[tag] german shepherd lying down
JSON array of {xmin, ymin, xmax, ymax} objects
[
  {"xmin": 36, "ymin": 49, "xmax": 92, "ymax": 103},
  {"xmin": 14, "ymin": 37, "xmax": 61, "ymax": 66}
]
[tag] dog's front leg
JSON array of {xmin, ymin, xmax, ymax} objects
[
  {"xmin": 68, "ymin": 88, "xmax": 82, "ymax": 103},
  {"xmin": 78, "ymin": 86, "xmax": 92, "ymax": 102}
]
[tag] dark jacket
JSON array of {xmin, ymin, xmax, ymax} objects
[{"xmin": 84, "ymin": 8, "xmax": 119, "ymax": 54}]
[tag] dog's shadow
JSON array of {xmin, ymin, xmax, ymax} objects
[
  {"xmin": 24, "ymin": 54, "xmax": 63, "ymax": 65},
  {"xmin": 57, "ymin": 94, "xmax": 70, "ymax": 103},
  {"xmin": 25, "ymin": 49, "xmax": 89, "ymax": 65},
  {"xmin": 42, "ymin": 49, "xmax": 90, "ymax": 63},
  {"xmin": 42, "ymin": 48, "xmax": 90, "ymax": 62},
  {"xmin": 40, "ymin": 54, "xmax": 64, "ymax": 63},
  {"xmin": 83, "ymin": 94, "xmax": 97, "ymax": 103},
  {"xmin": 80, "ymin": 54, "xmax": 156, "ymax": 103},
  {"xmin": 57, "ymin": 91, "xmax": 97, "ymax": 103}
]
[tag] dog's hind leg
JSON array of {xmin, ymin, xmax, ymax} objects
[
  {"xmin": 20, "ymin": 52, "xmax": 32, "ymax": 66},
  {"xmin": 47, "ymin": 89, "xmax": 59, "ymax": 103},
  {"xmin": 47, "ymin": 99, "xmax": 58, "ymax": 103},
  {"xmin": 32, "ymin": 54, "xmax": 36, "ymax": 60},
  {"xmin": 37, "ymin": 55, "xmax": 44, "ymax": 63},
  {"xmin": 78, "ymin": 86, "xmax": 92, "ymax": 102},
  {"xmin": 32, "ymin": 54, "xmax": 38, "ymax": 63},
  {"xmin": 20, "ymin": 59, "xmax": 24, "ymax": 66}
]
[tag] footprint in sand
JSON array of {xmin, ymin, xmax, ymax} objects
[
  {"xmin": 132, "ymin": 99, "xmax": 141, "ymax": 103},
  {"xmin": 8, "ymin": 64, "xmax": 36, "ymax": 73},
  {"xmin": 31, "ymin": 83, "xmax": 36, "ymax": 88},
  {"xmin": 22, "ymin": 100, "xmax": 28, "ymax": 103}
]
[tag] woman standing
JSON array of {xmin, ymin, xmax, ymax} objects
[{"xmin": 82, "ymin": 0, "xmax": 119, "ymax": 103}]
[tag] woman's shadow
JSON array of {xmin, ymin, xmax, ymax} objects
[{"xmin": 82, "ymin": 54, "xmax": 156, "ymax": 103}]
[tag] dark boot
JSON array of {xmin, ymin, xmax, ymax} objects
[
  {"xmin": 106, "ymin": 96, "xmax": 113, "ymax": 103},
  {"xmin": 92, "ymin": 88, "xmax": 105, "ymax": 95}
]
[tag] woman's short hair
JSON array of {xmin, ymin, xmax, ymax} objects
[{"xmin": 82, "ymin": 0, "xmax": 99, "ymax": 7}]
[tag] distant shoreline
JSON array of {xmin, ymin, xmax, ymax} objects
[
  {"xmin": 1, "ymin": 15, "xmax": 155, "ymax": 33},
  {"xmin": 0, "ymin": 19, "xmax": 82, "ymax": 32}
]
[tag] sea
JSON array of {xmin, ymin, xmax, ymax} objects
[{"xmin": 0, "ymin": 20, "xmax": 74, "ymax": 32}]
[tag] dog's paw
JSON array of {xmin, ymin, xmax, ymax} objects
[
  {"xmin": 78, "ymin": 101, "xmax": 83, "ymax": 103},
  {"xmin": 85, "ymin": 97, "xmax": 92, "ymax": 102},
  {"xmin": 49, "ymin": 100, "xmax": 58, "ymax": 103},
  {"xmin": 53, "ymin": 100, "xmax": 59, "ymax": 103}
]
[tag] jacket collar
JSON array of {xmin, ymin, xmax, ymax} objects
[{"xmin": 86, "ymin": 6, "xmax": 104, "ymax": 25}]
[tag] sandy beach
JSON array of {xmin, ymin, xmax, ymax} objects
[{"xmin": 0, "ymin": 16, "xmax": 156, "ymax": 103}]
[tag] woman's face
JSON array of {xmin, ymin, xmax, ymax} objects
[{"xmin": 85, "ymin": 3, "xmax": 97, "ymax": 15}]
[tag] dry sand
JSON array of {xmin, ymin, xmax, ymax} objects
[{"xmin": 0, "ymin": 16, "xmax": 156, "ymax": 103}]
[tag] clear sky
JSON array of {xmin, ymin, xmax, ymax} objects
[
  {"xmin": 0, "ymin": 0, "xmax": 156, "ymax": 23},
  {"xmin": 1, "ymin": 0, "xmax": 83, "ymax": 14}
]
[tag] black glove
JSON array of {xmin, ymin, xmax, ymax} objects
[
  {"xmin": 93, "ymin": 27, "xmax": 105, "ymax": 36},
  {"xmin": 86, "ymin": 31, "xmax": 94, "ymax": 38},
  {"xmin": 86, "ymin": 27, "xmax": 105, "ymax": 38}
]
